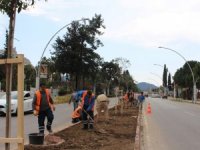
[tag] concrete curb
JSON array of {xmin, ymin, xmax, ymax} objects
[
  {"xmin": 168, "ymin": 97, "xmax": 200, "ymax": 105},
  {"xmin": 134, "ymin": 108, "xmax": 142, "ymax": 150}
]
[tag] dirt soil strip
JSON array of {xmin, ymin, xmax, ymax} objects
[{"xmin": 25, "ymin": 106, "xmax": 139, "ymax": 150}]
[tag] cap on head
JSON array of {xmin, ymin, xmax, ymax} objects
[{"xmin": 40, "ymin": 82, "xmax": 46, "ymax": 88}]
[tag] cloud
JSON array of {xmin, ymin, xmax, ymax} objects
[
  {"xmin": 103, "ymin": 0, "xmax": 200, "ymax": 47},
  {"xmin": 22, "ymin": 0, "xmax": 95, "ymax": 22},
  {"xmin": 20, "ymin": 0, "xmax": 200, "ymax": 48}
]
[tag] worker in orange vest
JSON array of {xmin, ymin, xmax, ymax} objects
[
  {"xmin": 71, "ymin": 105, "xmax": 82, "ymax": 123},
  {"xmin": 32, "ymin": 83, "xmax": 55, "ymax": 134},
  {"xmin": 81, "ymin": 90, "xmax": 95, "ymax": 130},
  {"xmin": 123, "ymin": 92, "xmax": 129, "ymax": 108}
]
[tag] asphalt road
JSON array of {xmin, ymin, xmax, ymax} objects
[
  {"xmin": 0, "ymin": 97, "xmax": 118, "ymax": 149},
  {"xmin": 143, "ymin": 97, "xmax": 200, "ymax": 150}
]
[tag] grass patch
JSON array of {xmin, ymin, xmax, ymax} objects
[{"xmin": 54, "ymin": 94, "xmax": 71, "ymax": 104}]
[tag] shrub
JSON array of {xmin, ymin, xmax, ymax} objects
[{"xmin": 58, "ymin": 87, "xmax": 68, "ymax": 96}]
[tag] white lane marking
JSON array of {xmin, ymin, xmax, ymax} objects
[{"xmin": 184, "ymin": 111, "xmax": 196, "ymax": 117}]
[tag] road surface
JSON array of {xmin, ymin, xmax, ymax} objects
[
  {"xmin": 0, "ymin": 97, "xmax": 118, "ymax": 149},
  {"xmin": 143, "ymin": 97, "xmax": 200, "ymax": 150}
]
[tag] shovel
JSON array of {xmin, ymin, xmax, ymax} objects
[{"xmin": 82, "ymin": 108, "xmax": 95, "ymax": 122}]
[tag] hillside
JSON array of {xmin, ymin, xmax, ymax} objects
[{"xmin": 137, "ymin": 82, "xmax": 157, "ymax": 91}]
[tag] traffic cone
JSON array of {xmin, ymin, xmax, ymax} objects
[{"xmin": 146, "ymin": 103, "xmax": 152, "ymax": 114}]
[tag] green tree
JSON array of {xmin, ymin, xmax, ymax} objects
[
  {"xmin": 0, "ymin": 30, "xmax": 8, "ymax": 91},
  {"xmin": 174, "ymin": 61, "xmax": 198, "ymax": 88},
  {"xmin": 101, "ymin": 61, "xmax": 120, "ymax": 81},
  {"xmin": 0, "ymin": 1, "xmax": 47, "ymax": 148},
  {"xmin": 193, "ymin": 62, "xmax": 200, "ymax": 89},
  {"xmin": 174, "ymin": 61, "xmax": 200, "ymax": 99},
  {"xmin": 168, "ymin": 73, "xmax": 172, "ymax": 91},
  {"xmin": 120, "ymin": 70, "xmax": 136, "ymax": 92},
  {"xmin": 24, "ymin": 64, "xmax": 36, "ymax": 90},
  {"xmin": 0, "ymin": 0, "xmax": 42, "ymax": 89},
  {"xmin": 113, "ymin": 57, "xmax": 131, "ymax": 72},
  {"xmin": 101, "ymin": 61, "xmax": 121, "ymax": 95},
  {"xmin": 52, "ymin": 14, "xmax": 105, "ymax": 90},
  {"xmin": 40, "ymin": 57, "xmax": 56, "ymax": 80},
  {"xmin": 174, "ymin": 68, "xmax": 185, "ymax": 87},
  {"xmin": 162, "ymin": 64, "xmax": 168, "ymax": 87}
]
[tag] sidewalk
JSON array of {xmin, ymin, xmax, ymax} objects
[{"xmin": 168, "ymin": 97, "xmax": 200, "ymax": 104}]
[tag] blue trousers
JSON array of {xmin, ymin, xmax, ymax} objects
[
  {"xmin": 82, "ymin": 105, "xmax": 94, "ymax": 128},
  {"xmin": 38, "ymin": 108, "xmax": 54, "ymax": 133},
  {"xmin": 73, "ymin": 101, "xmax": 79, "ymax": 111}
]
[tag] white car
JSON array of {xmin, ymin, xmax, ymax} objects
[{"xmin": 0, "ymin": 91, "xmax": 33, "ymax": 115}]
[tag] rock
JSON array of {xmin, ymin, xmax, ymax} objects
[{"xmin": 45, "ymin": 135, "xmax": 64, "ymax": 145}]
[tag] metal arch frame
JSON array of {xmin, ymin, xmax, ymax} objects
[{"xmin": 35, "ymin": 18, "xmax": 89, "ymax": 89}]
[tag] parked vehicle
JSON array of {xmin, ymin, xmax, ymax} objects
[
  {"xmin": 0, "ymin": 91, "xmax": 33, "ymax": 115},
  {"xmin": 162, "ymin": 95, "xmax": 168, "ymax": 99},
  {"xmin": 150, "ymin": 93, "xmax": 161, "ymax": 98}
]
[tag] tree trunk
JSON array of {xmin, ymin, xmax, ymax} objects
[
  {"xmin": 82, "ymin": 75, "xmax": 85, "ymax": 89},
  {"xmin": 75, "ymin": 74, "xmax": 78, "ymax": 90},
  {"xmin": 107, "ymin": 86, "xmax": 110, "ymax": 96},
  {"xmin": 5, "ymin": 1, "xmax": 17, "ymax": 150}
]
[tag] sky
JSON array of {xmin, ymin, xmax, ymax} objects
[{"xmin": 0, "ymin": 0, "xmax": 200, "ymax": 86}]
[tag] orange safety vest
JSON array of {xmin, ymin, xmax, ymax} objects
[
  {"xmin": 71, "ymin": 106, "xmax": 82, "ymax": 119},
  {"xmin": 81, "ymin": 91, "xmax": 87, "ymax": 101},
  {"xmin": 35, "ymin": 89, "xmax": 52, "ymax": 112},
  {"xmin": 81, "ymin": 93, "xmax": 95, "ymax": 111},
  {"xmin": 123, "ymin": 93, "xmax": 129, "ymax": 102}
]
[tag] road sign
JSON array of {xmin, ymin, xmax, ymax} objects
[{"xmin": 40, "ymin": 64, "xmax": 48, "ymax": 78}]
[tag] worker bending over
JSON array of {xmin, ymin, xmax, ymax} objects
[
  {"xmin": 96, "ymin": 94, "xmax": 109, "ymax": 122},
  {"xmin": 81, "ymin": 90, "xmax": 95, "ymax": 130},
  {"xmin": 71, "ymin": 105, "xmax": 82, "ymax": 123}
]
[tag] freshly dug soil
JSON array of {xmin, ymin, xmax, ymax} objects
[{"xmin": 25, "ymin": 106, "xmax": 138, "ymax": 150}]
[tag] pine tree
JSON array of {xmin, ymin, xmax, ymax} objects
[
  {"xmin": 168, "ymin": 73, "xmax": 172, "ymax": 91},
  {"xmin": 162, "ymin": 64, "xmax": 168, "ymax": 87},
  {"xmin": 3, "ymin": 29, "xmax": 8, "ymax": 58}
]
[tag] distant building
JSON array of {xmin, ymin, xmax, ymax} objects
[{"xmin": 0, "ymin": 48, "xmax": 32, "ymax": 66}]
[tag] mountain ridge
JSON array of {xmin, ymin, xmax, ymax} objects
[{"xmin": 137, "ymin": 82, "xmax": 158, "ymax": 91}]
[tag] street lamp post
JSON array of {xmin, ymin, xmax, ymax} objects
[
  {"xmin": 150, "ymin": 72, "xmax": 162, "ymax": 81},
  {"xmin": 150, "ymin": 72, "xmax": 164, "ymax": 97},
  {"xmin": 35, "ymin": 18, "xmax": 89, "ymax": 89},
  {"xmin": 158, "ymin": 46, "xmax": 197, "ymax": 103},
  {"xmin": 148, "ymin": 78, "xmax": 160, "ymax": 86},
  {"xmin": 107, "ymin": 71, "xmax": 119, "ymax": 95},
  {"xmin": 147, "ymin": 78, "xmax": 161, "ymax": 95},
  {"xmin": 153, "ymin": 64, "xmax": 164, "ymax": 68}
]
